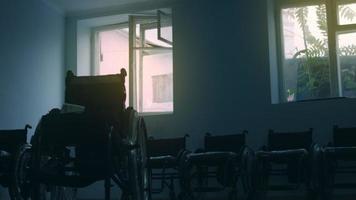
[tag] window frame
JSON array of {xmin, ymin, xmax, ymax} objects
[
  {"xmin": 129, "ymin": 14, "xmax": 174, "ymax": 115},
  {"xmin": 274, "ymin": 0, "xmax": 356, "ymax": 102},
  {"xmin": 158, "ymin": 10, "xmax": 173, "ymax": 45},
  {"xmin": 90, "ymin": 10, "xmax": 174, "ymax": 116}
]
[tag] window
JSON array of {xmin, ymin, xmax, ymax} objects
[
  {"xmin": 93, "ymin": 24, "xmax": 129, "ymax": 106},
  {"xmin": 275, "ymin": 0, "xmax": 356, "ymax": 102},
  {"xmin": 92, "ymin": 9, "xmax": 173, "ymax": 114}
]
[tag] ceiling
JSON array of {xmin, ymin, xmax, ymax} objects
[{"xmin": 43, "ymin": 0, "xmax": 153, "ymax": 13}]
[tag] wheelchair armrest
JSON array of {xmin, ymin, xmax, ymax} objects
[
  {"xmin": 0, "ymin": 150, "xmax": 11, "ymax": 158},
  {"xmin": 256, "ymin": 149, "xmax": 308, "ymax": 160},
  {"xmin": 324, "ymin": 146, "xmax": 356, "ymax": 155},
  {"xmin": 194, "ymin": 148, "xmax": 205, "ymax": 153}
]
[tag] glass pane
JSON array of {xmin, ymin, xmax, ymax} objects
[
  {"xmin": 131, "ymin": 13, "xmax": 174, "ymax": 113},
  {"xmin": 98, "ymin": 28, "xmax": 129, "ymax": 106},
  {"xmin": 281, "ymin": 5, "xmax": 331, "ymax": 102},
  {"xmin": 338, "ymin": 32, "xmax": 356, "ymax": 97},
  {"xmin": 152, "ymin": 74, "xmax": 173, "ymax": 103},
  {"xmin": 338, "ymin": 3, "xmax": 356, "ymax": 25},
  {"xmin": 158, "ymin": 11, "xmax": 173, "ymax": 44},
  {"xmin": 144, "ymin": 28, "xmax": 172, "ymax": 48},
  {"xmin": 136, "ymin": 50, "xmax": 173, "ymax": 113}
]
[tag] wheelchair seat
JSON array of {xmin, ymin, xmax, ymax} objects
[
  {"xmin": 324, "ymin": 125, "xmax": 356, "ymax": 160},
  {"xmin": 148, "ymin": 155, "xmax": 177, "ymax": 168},
  {"xmin": 186, "ymin": 133, "xmax": 245, "ymax": 164},
  {"xmin": 186, "ymin": 151, "xmax": 238, "ymax": 165},
  {"xmin": 257, "ymin": 128, "xmax": 312, "ymax": 161},
  {"xmin": 147, "ymin": 136, "xmax": 187, "ymax": 168},
  {"xmin": 257, "ymin": 149, "xmax": 308, "ymax": 162}
]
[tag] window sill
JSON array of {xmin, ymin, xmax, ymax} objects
[
  {"xmin": 138, "ymin": 111, "xmax": 174, "ymax": 117},
  {"xmin": 277, "ymin": 96, "xmax": 351, "ymax": 104}
]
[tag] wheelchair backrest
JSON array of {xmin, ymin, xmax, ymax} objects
[
  {"xmin": 0, "ymin": 126, "xmax": 28, "ymax": 152},
  {"xmin": 204, "ymin": 131, "xmax": 246, "ymax": 154},
  {"xmin": 333, "ymin": 126, "xmax": 356, "ymax": 147},
  {"xmin": 65, "ymin": 69, "xmax": 127, "ymax": 116},
  {"xmin": 147, "ymin": 136, "xmax": 187, "ymax": 157},
  {"xmin": 268, "ymin": 129, "xmax": 313, "ymax": 151}
]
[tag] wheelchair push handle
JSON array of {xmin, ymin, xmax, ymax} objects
[{"xmin": 25, "ymin": 124, "xmax": 32, "ymax": 131}]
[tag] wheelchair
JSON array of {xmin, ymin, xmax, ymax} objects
[
  {"xmin": 254, "ymin": 128, "xmax": 319, "ymax": 200},
  {"xmin": 11, "ymin": 69, "xmax": 149, "ymax": 200},
  {"xmin": 0, "ymin": 125, "xmax": 31, "ymax": 199},
  {"xmin": 147, "ymin": 135, "xmax": 188, "ymax": 200},
  {"xmin": 321, "ymin": 125, "xmax": 356, "ymax": 200},
  {"xmin": 179, "ymin": 131, "xmax": 253, "ymax": 200}
]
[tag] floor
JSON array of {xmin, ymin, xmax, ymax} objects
[{"xmin": 78, "ymin": 193, "xmax": 356, "ymax": 200}]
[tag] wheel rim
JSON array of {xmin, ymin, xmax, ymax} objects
[
  {"xmin": 137, "ymin": 118, "xmax": 149, "ymax": 200},
  {"xmin": 12, "ymin": 144, "xmax": 32, "ymax": 200},
  {"xmin": 126, "ymin": 108, "xmax": 149, "ymax": 200}
]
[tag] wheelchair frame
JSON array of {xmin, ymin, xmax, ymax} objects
[
  {"xmin": 147, "ymin": 135, "xmax": 189, "ymax": 200},
  {"xmin": 254, "ymin": 128, "xmax": 318, "ymax": 199},
  {"xmin": 321, "ymin": 125, "xmax": 356, "ymax": 200},
  {"xmin": 12, "ymin": 69, "xmax": 149, "ymax": 200},
  {"xmin": 179, "ymin": 131, "xmax": 253, "ymax": 200}
]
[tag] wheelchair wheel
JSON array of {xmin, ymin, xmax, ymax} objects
[
  {"xmin": 126, "ymin": 108, "xmax": 149, "ymax": 200},
  {"xmin": 137, "ymin": 118, "xmax": 149, "ymax": 200},
  {"xmin": 308, "ymin": 144, "xmax": 323, "ymax": 200},
  {"xmin": 9, "ymin": 144, "xmax": 32, "ymax": 200},
  {"xmin": 179, "ymin": 160, "xmax": 208, "ymax": 200},
  {"xmin": 254, "ymin": 156, "xmax": 269, "ymax": 200},
  {"xmin": 30, "ymin": 119, "xmax": 77, "ymax": 200},
  {"xmin": 32, "ymin": 185, "xmax": 75, "ymax": 200}
]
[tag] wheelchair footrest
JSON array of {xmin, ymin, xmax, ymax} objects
[
  {"xmin": 333, "ymin": 182, "xmax": 356, "ymax": 188},
  {"xmin": 193, "ymin": 187, "xmax": 225, "ymax": 192}
]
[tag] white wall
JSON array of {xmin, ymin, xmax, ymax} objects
[
  {"xmin": 0, "ymin": 0, "xmax": 65, "ymax": 198},
  {"xmin": 146, "ymin": 0, "xmax": 356, "ymax": 149}
]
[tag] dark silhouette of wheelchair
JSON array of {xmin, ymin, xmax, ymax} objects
[
  {"xmin": 254, "ymin": 128, "xmax": 319, "ymax": 200},
  {"xmin": 179, "ymin": 131, "xmax": 253, "ymax": 200},
  {"xmin": 321, "ymin": 125, "xmax": 356, "ymax": 200},
  {"xmin": 147, "ymin": 135, "xmax": 188, "ymax": 200},
  {"xmin": 0, "ymin": 125, "xmax": 31, "ymax": 199},
  {"xmin": 12, "ymin": 69, "xmax": 148, "ymax": 200}
]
